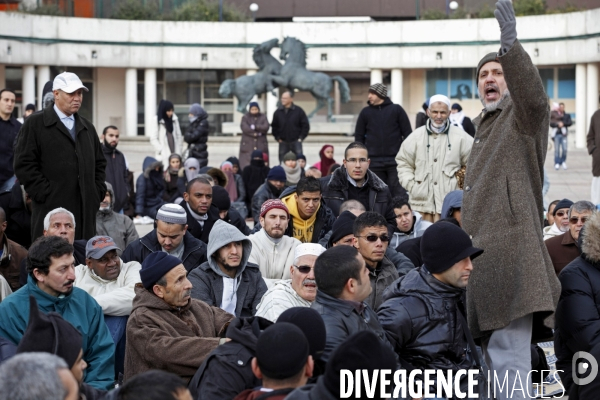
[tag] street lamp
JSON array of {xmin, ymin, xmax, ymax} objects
[
  {"xmin": 447, "ymin": 0, "xmax": 458, "ymax": 16},
  {"xmin": 249, "ymin": 3, "xmax": 259, "ymax": 22}
]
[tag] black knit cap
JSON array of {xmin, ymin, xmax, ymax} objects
[
  {"xmin": 140, "ymin": 252, "xmax": 182, "ymax": 289},
  {"xmin": 16, "ymin": 296, "xmax": 83, "ymax": 368},
  {"xmin": 256, "ymin": 322, "xmax": 308, "ymax": 380},
  {"xmin": 329, "ymin": 211, "xmax": 357, "ymax": 247},
  {"xmin": 553, "ymin": 198, "xmax": 574, "ymax": 216},
  {"xmin": 278, "ymin": 307, "xmax": 326, "ymax": 361},
  {"xmin": 421, "ymin": 222, "xmax": 483, "ymax": 274},
  {"xmin": 211, "ymin": 185, "xmax": 231, "ymax": 211},
  {"xmin": 324, "ymin": 331, "xmax": 397, "ymax": 397}
]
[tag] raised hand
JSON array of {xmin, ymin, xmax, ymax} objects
[{"xmin": 494, "ymin": 0, "xmax": 517, "ymax": 54}]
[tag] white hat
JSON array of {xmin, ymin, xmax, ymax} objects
[
  {"xmin": 429, "ymin": 94, "xmax": 451, "ymax": 108},
  {"xmin": 52, "ymin": 72, "xmax": 89, "ymax": 94},
  {"xmin": 294, "ymin": 243, "xmax": 326, "ymax": 261}
]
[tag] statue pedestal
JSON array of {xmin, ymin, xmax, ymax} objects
[{"xmin": 221, "ymin": 115, "xmax": 356, "ymax": 136}]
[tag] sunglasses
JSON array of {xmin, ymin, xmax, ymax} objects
[
  {"xmin": 293, "ymin": 265, "xmax": 314, "ymax": 274},
  {"xmin": 555, "ymin": 211, "xmax": 567, "ymax": 217},
  {"xmin": 356, "ymin": 235, "xmax": 390, "ymax": 243},
  {"xmin": 569, "ymin": 217, "xmax": 588, "ymax": 224}
]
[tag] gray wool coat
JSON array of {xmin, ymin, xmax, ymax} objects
[{"xmin": 462, "ymin": 41, "xmax": 561, "ymax": 339}]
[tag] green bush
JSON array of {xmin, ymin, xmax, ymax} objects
[
  {"xmin": 513, "ymin": 0, "xmax": 547, "ymax": 16},
  {"xmin": 169, "ymin": 0, "xmax": 248, "ymax": 21},
  {"xmin": 22, "ymin": 4, "xmax": 64, "ymax": 16},
  {"xmin": 421, "ymin": 8, "xmax": 448, "ymax": 20},
  {"xmin": 111, "ymin": 0, "xmax": 160, "ymax": 20}
]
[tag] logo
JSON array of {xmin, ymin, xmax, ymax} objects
[{"xmin": 572, "ymin": 351, "xmax": 598, "ymax": 386}]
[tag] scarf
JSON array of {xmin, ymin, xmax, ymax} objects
[
  {"xmin": 282, "ymin": 194, "xmax": 320, "ymax": 243},
  {"xmin": 267, "ymin": 181, "xmax": 283, "ymax": 198},
  {"xmin": 282, "ymin": 163, "xmax": 302, "ymax": 186},
  {"xmin": 318, "ymin": 145, "xmax": 336, "ymax": 176},
  {"xmin": 184, "ymin": 158, "xmax": 200, "ymax": 182},
  {"xmin": 449, "ymin": 111, "xmax": 465, "ymax": 127},
  {"xmin": 187, "ymin": 203, "xmax": 209, "ymax": 228},
  {"xmin": 426, "ymin": 118, "xmax": 450, "ymax": 135}
]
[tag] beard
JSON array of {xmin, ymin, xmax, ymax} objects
[{"xmin": 479, "ymin": 88, "xmax": 510, "ymax": 112}]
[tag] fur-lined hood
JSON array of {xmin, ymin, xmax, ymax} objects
[
  {"xmin": 327, "ymin": 165, "xmax": 388, "ymax": 192},
  {"xmin": 581, "ymin": 212, "xmax": 600, "ymax": 263},
  {"xmin": 142, "ymin": 156, "xmax": 164, "ymax": 178}
]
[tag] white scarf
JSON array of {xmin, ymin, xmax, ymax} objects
[
  {"xmin": 187, "ymin": 203, "xmax": 209, "ymax": 228},
  {"xmin": 449, "ymin": 111, "xmax": 465, "ymax": 127}
]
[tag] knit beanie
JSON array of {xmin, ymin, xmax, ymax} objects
[
  {"xmin": 211, "ymin": 185, "xmax": 231, "ymax": 211},
  {"xmin": 140, "ymin": 252, "xmax": 182, "ymax": 290},
  {"xmin": 267, "ymin": 166, "xmax": 286, "ymax": 182},
  {"xmin": 17, "ymin": 296, "xmax": 83, "ymax": 369},
  {"xmin": 324, "ymin": 331, "xmax": 397, "ymax": 398},
  {"xmin": 189, "ymin": 103, "xmax": 204, "ymax": 117},
  {"xmin": 251, "ymin": 150, "xmax": 263, "ymax": 159},
  {"xmin": 283, "ymin": 151, "xmax": 297, "ymax": 162},
  {"xmin": 329, "ymin": 211, "xmax": 357, "ymax": 247},
  {"xmin": 248, "ymin": 101, "xmax": 260, "ymax": 110},
  {"xmin": 256, "ymin": 323, "xmax": 309, "ymax": 380},
  {"xmin": 296, "ymin": 154, "xmax": 306, "ymax": 161},
  {"xmin": 476, "ymin": 52, "xmax": 499, "ymax": 80},
  {"xmin": 260, "ymin": 199, "xmax": 289, "ymax": 218},
  {"xmin": 156, "ymin": 204, "xmax": 187, "ymax": 225},
  {"xmin": 553, "ymin": 198, "xmax": 574, "ymax": 216},
  {"xmin": 278, "ymin": 307, "xmax": 326, "ymax": 361},
  {"xmin": 368, "ymin": 83, "xmax": 387, "ymax": 100},
  {"xmin": 421, "ymin": 222, "xmax": 483, "ymax": 274}
]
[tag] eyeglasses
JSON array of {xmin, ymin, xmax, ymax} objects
[
  {"xmin": 345, "ymin": 158, "xmax": 369, "ymax": 164},
  {"xmin": 569, "ymin": 216, "xmax": 588, "ymax": 224},
  {"xmin": 356, "ymin": 235, "xmax": 390, "ymax": 243},
  {"xmin": 555, "ymin": 211, "xmax": 567, "ymax": 217},
  {"xmin": 293, "ymin": 265, "xmax": 314, "ymax": 274}
]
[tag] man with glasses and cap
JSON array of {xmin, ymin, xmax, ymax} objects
[
  {"xmin": 543, "ymin": 198, "xmax": 573, "ymax": 241},
  {"xmin": 14, "ymin": 72, "xmax": 106, "ymax": 242},
  {"xmin": 255, "ymin": 243, "xmax": 326, "ymax": 322}
]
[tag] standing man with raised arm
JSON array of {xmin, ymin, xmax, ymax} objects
[{"xmin": 461, "ymin": 2, "xmax": 560, "ymax": 399}]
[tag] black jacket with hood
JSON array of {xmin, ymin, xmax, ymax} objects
[
  {"xmin": 135, "ymin": 156, "xmax": 165, "ymax": 215},
  {"xmin": 184, "ymin": 109, "xmax": 210, "ymax": 168},
  {"xmin": 179, "ymin": 200, "xmax": 221, "ymax": 245},
  {"xmin": 102, "ymin": 142, "xmax": 130, "ymax": 213},
  {"xmin": 188, "ymin": 316, "xmax": 273, "ymax": 400},
  {"xmin": 188, "ymin": 220, "xmax": 267, "ymax": 318},
  {"xmin": 354, "ymin": 97, "xmax": 412, "ymax": 167},
  {"xmin": 251, "ymin": 180, "xmax": 281, "ymax": 224}
]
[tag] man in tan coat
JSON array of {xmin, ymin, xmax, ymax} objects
[
  {"xmin": 124, "ymin": 251, "xmax": 234, "ymax": 383},
  {"xmin": 461, "ymin": 2, "xmax": 560, "ymax": 399}
]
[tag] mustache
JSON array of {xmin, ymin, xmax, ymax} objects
[
  {"xmin": 64, "ymin": 280, "xmax": 74, "ymax": 286},
  {"xmin": 303, "ymin": 279, "xmax": 316, "ymax": 286},
  {"xmin": 182, "ymin": 289, "xmax": 191, "ymax": 298}
]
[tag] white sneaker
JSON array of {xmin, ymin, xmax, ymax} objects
[
  {"xmin": 141, "ymin": 216, "xmax": 154, "ymax": 225},
  {"xmin": 133, "ymin": 217, "xmax": 143, "ymax": 225},
  {"xmin": 562, "ymin": 162, "xmax": 567, "ymax": 170},
  {"xmin": 555, "ymin": 163, "xmax": 560, "ymax": 170}
]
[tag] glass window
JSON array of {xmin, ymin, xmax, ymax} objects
[
  {"xmin": 450, "ymin": 69, "xmax": 475, "ymax": 100},
  {"xmin": 538, "ymin": 68, "xmax": 554, "ymax": 98},
  {"xmin": 558, "ymin": 68, "xmax": 575, "ymax": 99},
  {"xmin": 78, "ymin": 82, "xmax": 94, "ymax": 122},
  {"xmin": 426, "ymin": 69, "xmax": 448, "ymax": 98}
]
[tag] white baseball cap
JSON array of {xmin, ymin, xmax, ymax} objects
[
  {"xmin": 294, "ymin": 243, "xmax": 326, "ymax": 261},
  {"xmin": 52, "ymin": 72, "xmax": 89, "ymax": 94}
]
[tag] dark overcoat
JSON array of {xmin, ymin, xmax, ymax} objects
[
  {"xmin": 586, "ymin": 109, "xmax": 600, "ymax": 177},
  {"xmin": 239, "ymin": 112, "xmax": 270, "ymax": 169},
  {"xmin": 462, "ymin": 41, "xmax": 560, "ymax": 339},
  {"xmin": 14, "ymin": 106, "xmax": 106, "ymax": 241}
]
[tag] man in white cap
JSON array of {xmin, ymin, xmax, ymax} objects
[
  {"xmin": 14, "ymin": 72, "xmax": 106, "ymax": 241},
  {"xmin": 255, "ymin": 243, "xmax": 325, "ymax": 322},
  {"xmin": 396, "ymin": 94, "xmax": 473, "ymax": 222}
]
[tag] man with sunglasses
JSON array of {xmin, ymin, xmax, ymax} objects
[
  {"xmin": 352, "ymin": 212, "xmax": 398, "ymax": 310},
  {"xmin": 545, "ymin": 201, "xmax": 596, "ymax": 275},
  {"xmin": 543, "ymin": 198, "xmax": 573, "ymax": 241}
]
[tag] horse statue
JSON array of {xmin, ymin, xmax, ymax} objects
[
  {"xmin": 272, "ymin": 36, "xmax": 351, "ymax": 120},
  {"xmin": 219, "ymin": 38, "xmax": 282, "ymax": 113}
]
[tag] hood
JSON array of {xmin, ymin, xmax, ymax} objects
[
  {"xmin": 441, "ymin": 190, "xmax": 463, "ymax": 218},
  {"xmin": 328, "ymin": 166, "xmax": 388, "ymax": 192},
  {"xmin": 207, "ymin": 220, "xmax": 252, "ymax": 279},
  {"xmin": 225, "ymin": 316, "xmax": 274, "ymax": 352},
  {"xmin": 581, "ymin": 212, "xmax": 600, "ymax": 264},
  {"xmin": 99, "ymin": 181, "xmax": 115, "ymax": 213},
  {"xmin": 142, "ymin": 156, "xmax": 164, "ymax": 178},
  {"xmin": 367, "ymin": 97, "xmax": 393, "ymax": 108}
]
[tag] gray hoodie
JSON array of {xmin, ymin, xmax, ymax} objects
[
  {"xmin": 188, "ymin": 220, "xmax": 267, "ymax": 317},
  {"xmin": 441, "ymin": 190, "xmax": 463, "ymax": 219},
  {"xmin": 96, "ymin": 182, "xmax": 139, "ymax": 253}
]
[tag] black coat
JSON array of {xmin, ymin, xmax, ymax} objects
[
  {"xmin": 251, "ymin": 180, "xmax": 280, "ymax": 224},
  {"xmin": 0, "ymin": 116, "xmax": 21, "ymax": 187},
  {"xmin": 184, "ymin": 113, "xmax": 210, "ymax": 168},
  {"xmin": 243, "ymin": 162, "xmax": 270, "ymax": 211},
  {"xmin": 396, "ymin": 236, "xmax": 422, "ymax": 269},
  {"xmin": 224, "ymin": 208, "xmax": 251, "ymax": 236},
  {"xmin": 0, "ymin": 182, "xmax": 32, "ymax": 248},
  {"xmin": 311, "ymin": 291, "xmax": 390, "ymax": 363},
  {"xmin": 121, "ymin": 229, "xmax": 207, "ymax": 273},
  {"xmin": 102, "ymin": 144, "xmax": 129, "ymax": 213},
  {"xmin": 271, "ymin": 105, "xmax": 310, "ymax": 143},
  {"xmin": 461, "ymin": 116, "xmax": 476, "ymax": 137},
  {"xmin": 135, "ymin": 157, "xmax": 165, "ymax": 215},
  {"xmin": 14, "ymin": 106, "xmax": 106, "ymax": 241},
  {"xmin": 188, "ymin": 316, "xmax": 273, "ymax": 400},
  {"xmin": 179, "ymin": 200, "xmax": 221, "ymax": 245},
  {"xmin": 378, "ymin": 267, "xmax": 475, "ymax": 373},
  {"xmin": 354, "ymin": 98, "xmax": 412, "ymax": 166}
]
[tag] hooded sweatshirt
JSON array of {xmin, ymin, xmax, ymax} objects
[
  {"xmin": 96, "ymin": 182, "xmax": 139, "ymax": 253},
  {"xmin": 440, "ymin": 190, "xmax": 463, "ymax": 219},
  {"xmin": 282, "ymin": 194, "xmax": 320, "ymax": 243},
  {"xmin": 188, "ymin": 220, "xmax": 267, "ymax": 317}
]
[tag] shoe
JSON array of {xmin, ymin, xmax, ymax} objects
[
  {"xmin": 555, "ymin": 163, "xmax": 560, "ymax": 170},
  {"xmin": 133, "ymin": 217, "xmax": 143, "ymax": 225},
  {"xmin": 142, "ymin": 216, "xmax": 154, "ymax": 225},
  {"xmin": 562, "ymin": 162, "xmax": 567, "ymax": 170}
]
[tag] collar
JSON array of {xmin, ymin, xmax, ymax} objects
[
  {"xmin": 263, "ymin": 229, "xmax": 283, "ymax": 244},
  {"xmin": 0, "ymin": 116, "xmax": 18, "ymax": 125},
  {"xmin": 54, "ymin": 104, "xmax": 74, "ymax": 120},
  {"xmin": 342, "ymin": 298, "xmax": 366, "ymax": 315},
  {"xmin": 346, "ymin": 169, "xmax": 369, "ymax": 188},
  {"xmin": 562, "ymin": 230, "xmax": 578, "ymax": 246}
]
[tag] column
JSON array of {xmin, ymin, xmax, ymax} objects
[
  {"xmin": 125, "ymin": 68, "xmax": 137, "ymax": 137},
  {"xmin": 22, "ymin": 65, "xmax": 35, "ymax": 111},
  {"xmin": 334, "ymin": 80, "xmax": 341, "ymax": 115},
  {"xmin": 266, "ymin": 88, "xmax": 279, "ymax": 124},
  {"xmin": 391, "ymin": 68, "xmax": 403, "ymax": 105},
  {"xmin": 370, "ymin": 69, "xmax": 383, "ymax": 85},
  {"xmin": 36, "ymin": 66, "xmax": 50, "ymax": 110},
  {"xmin": 575, "ymin": 63, "xmax": 587, "ymax": 149},
  {"xmin": 144, "ymin": 68, "xmax": 157, "ymax": 138},
  {"xmin": 0, "ymin": 65, "xmax": 5, "ymax": 90},
  {"xmin": 587, "ymin": 63, "xmax": 599, "ymax": 133}
]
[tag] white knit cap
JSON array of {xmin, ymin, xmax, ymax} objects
[
  {"xmin": 156, "ymin": 203, "xmax": 187, "ymax": 225},
  {"xmin": 429, "ymin": 94, "xmax": 451, "ymax": 109},
  {"xmin": 294, "ymin": 243, "xmax": 326, "ymax": 261}
]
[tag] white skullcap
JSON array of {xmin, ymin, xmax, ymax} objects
[
  {"xmin": 294, "ymin": 243, "xmax": 326, "ymax": 260},
  {"xmin": 429, "ymin": 94, "xmax": 451, "ymax": 109}
]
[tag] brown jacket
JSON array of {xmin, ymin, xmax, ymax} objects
[
  {"xmin": 545, "ymin": 230, "xmax": 581, "ymax": 275},
  {"xmin": 0, "ymin": 234, "xmax": 28, "ymax": 292},
  {"xmin": 124, "ymin": 285, "xmax": 234, "ymax": 382},
  {"xmin": 586, "ymin": 109, "xmax": 600, "ymax": 177},
  {"xmin": 462, "ymin": 41, "xmax": 561, "ymax": 339},
  {"xmin": 239, "ymin": 113, "xmax": 270, "ymax": 169}
]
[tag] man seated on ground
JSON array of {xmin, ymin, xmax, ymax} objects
[
  {"xmin": 353, "ymin": 212, "xmax": 399, "ymax": 310},
  {"xmin": 378, "ymin": 221, "xmax": 483, "ymax": 394},
  {"xmin": 124, "ymin": 252, "xmax": 234, "ymax": 382},
  {"xmin": 0, "ymin": 236, "xmax": 115, "ymax": 389},
  {"xmin": 545, "ymin": 200, "xmax": 596, "ymax": 275},
  {"xmin": 255, "ymin": 243, "xmax": 326, "ymax": 322},
  {"xmin": 248, "ymin": 200, "xmax": 301, "ymax": 288},
  {"xmin": 117, "ymin": 370, "xmax": 193, "ymax": 400},
  {"xmin": 188, "ymin": 220, "xmax": 267, "ymax": 317},
  {"xmin": 389, "ymin": 197, "xmax": 432, "ymax": 250},
  {"xmin": 211, "ymin": 185, "xmax": 250, "ymax": 235},
  {"xmin": 252, "ymin": 166, "xmax": 287, "ymax": 224},
  {"xmin": 318, "ymin": 199, "xmax": 365, "ymax": 248},
  {"xmin": 234, "ymin": 323, "xmax": 313, "ymax": 400},
  {"xmin": 254, "ymin": 177, "xmax": 336, "ymax": 244},
  {"xmin": 0, "ymin": 206, "xmax": 27, "ymax": 291},
  {"xmin": 543, "ymin": 198, "xmax": 573, "ymax": 240},
  {"xmin": 179, "ymin": 177, "xmax": 221, "ymax": 244},
  {"xmin": 440, "ymin": 189, "xmax": 464, "ymax": 226},
  {"xmin": 311, "ymin": 245, "xmax": 391, "ymax": 362},
  {"xmin": 96, "ymin": 182, "xmax": 139, "ymax": 253},
  {"xmin": 122, "ymin": 203, "xmax": 207, "ymax": 273}
]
